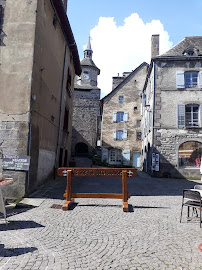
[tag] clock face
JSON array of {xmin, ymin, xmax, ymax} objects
[{"xmin": 83, "ymin": 74, "xmax": 89, "ymax": 80}]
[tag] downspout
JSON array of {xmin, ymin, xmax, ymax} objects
[
  {"xmin": 151, "ymin": 60, "xmax": 156, "ymax": 175},
  {"xmin": 54, "ymin": 44, "xmax": 68, "ymax": 176}
]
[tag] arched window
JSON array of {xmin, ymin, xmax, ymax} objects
[{"xmin": 179, "ymin": 141, "xmax": 202, "ymax": 168}]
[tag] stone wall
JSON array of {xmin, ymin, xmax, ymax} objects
[
  {"xmin": 152, "ymin": 59, "xmax": 202, "ymax": 179},
  {"xmin": 101, "ymin": 63, "xmax": 148, "ymax": 166},
  {"xmin": 72, "ymin": 88, "xmax": 100, "ymax": 156}
]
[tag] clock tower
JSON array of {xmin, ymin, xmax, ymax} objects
[
  {"xmin": 76, "ymin": 37, "xmax": 100, "ymax": 87},
  {"xmin": 72, "ymin": 37, "xmax": 101, "ymax": 158}
]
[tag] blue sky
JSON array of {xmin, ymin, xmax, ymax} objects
[{"xmin": 68, "ymin": 0, "xmax": 202, "ymax": 97}]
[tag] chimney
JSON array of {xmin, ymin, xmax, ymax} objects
[
  {"xmin": 151, "ymin": 35, "xmax": 159, "ymax": 58},
  {"xmin": 62, "ymin": 0, "xmax": 68, "ymax": 11}
]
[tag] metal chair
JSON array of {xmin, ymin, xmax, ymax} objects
[
  {"xmin": 194, "ymin": 185, "xmax": 202, "ymax": 190},
  {"xmin": 0, "ymin": 187, "xmax": 7, "ymax": 224},
  {"xmin": 180, "ymin": 189, "xmax": 202, "ymax": 228}
]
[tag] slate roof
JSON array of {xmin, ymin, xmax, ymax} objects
[
  {"xmin": 85, "ymin": 36, "xmax": 92, "ymax": 51},
  {"xmin": 159, "ymin": 36, "xmax": 202, "ymax": 57},
  {"xmin": 102, "ymin": 62, "xmax": 149, "ymax": 101},
  {"xmin": 80, "ymin": 58, "xmax": 100, "ymax": 74},
  {"xmin": 74, "ymin": 84, "xmax": 100, "ymax": 90}
]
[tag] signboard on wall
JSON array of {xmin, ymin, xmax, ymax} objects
[{"xmin": 2, "ymin": 155, "xmax": 30, "ymax": 171}]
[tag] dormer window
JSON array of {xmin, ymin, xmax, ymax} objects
[
  {"xmin": 183, "ymin": 48, "xmax": 196, "ymax": 56},
  {"xmin": 187, "ymin": 50, "xmax": 194, "ymax": 56}
]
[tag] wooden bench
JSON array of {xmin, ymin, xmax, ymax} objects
[{"xmin": 57, "ymin": 167, "xmax": 137, "ymax": 212}]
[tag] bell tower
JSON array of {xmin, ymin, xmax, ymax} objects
[
  {"xmin": 72, "ymin": 36, "xmax": 101, "ymax": 158},
  {"xmin": 78, "ymin": 37, "xmax": 100, "ymax": 87}
]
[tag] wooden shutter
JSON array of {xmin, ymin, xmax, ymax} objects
[
  {"xmin": 176, "ymin": 71, "xmax": 184, "ymax": 89},
  {"xmin": 101, "ymin": 148, "xmax": 108, "ymax": 161},
  {"xmin": 123, "ymin": 130, "xmax": 127, "ymax": 140},
  {"xmin": 113, "ymin": 131, "xmax": 116, "ymax": 140},
  {"xmin": 200, "ymin": 71, "xmax": 202, "ymax": 88},
  {"xmin": 178, "ymin": 104, "xmax": 185, "ymax": 127},
  {"xmin": 124, "ymin": 112, "xmax": 128, "ymax": 122},
  {"xmin": 113, "ymin": 112, "xmax": 117, "ymax": 122},
  {"xmin": 122, "ymin": 149, "xmax": 130, "ymax": 165}
]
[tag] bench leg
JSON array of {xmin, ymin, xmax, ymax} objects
[
  {"xmin": 62, "ymin": 170, "xmax": 74, "ymax": 211},
  {"xmin": 122, "ymin": 171, "xmax": 129, "ymax": 212},
  {"xmin": 62, "ymin": 199, "xmax": 74, "ymax": 211}
]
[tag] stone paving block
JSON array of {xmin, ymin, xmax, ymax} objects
[{"xmin": 1, "ymin": 174, "xmax": 202, "ymax": 269}]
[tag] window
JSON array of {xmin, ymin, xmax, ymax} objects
[
  {"xmin": 116, "ymin": 130, "xmax": 123, "ymax": 140},
  {"xmin": 117, "ymin": 112, "xmax": 124, "ymax": 122},
  {"xmin": 119, "ymin": 96, "xmax": 124, "ymax": 102},
  {"xmin": 185, "ymin": 105, "xmax": 199, "ymax": 127},
  {"xmin": 137, "ymin": 131, "xmax": 142, "ymax": 140},
  {"xmin": 0, "ymin": 1, "xmax": 5, "ymax": 30},
  {"xmin": 0, "ymin": 1, "xmax": 6, "ymax": 46},
  {"xmin": 109, "ymin": 149, "xmax": 122, "ymax": 163},
  {"xmin": 179, "ymin": 141, "xmax": 202, "ymax": 168},
  {"xmin": 53, "ymin": 14, "xmax": 57, "ymax": 28},
  {"xmin": 63, "ymin": 108, "xmax": 69, "ymax": 131},
  {"xmin": 113, "ymin": 112, "xmax": 128, "ymax": 122},
  {"xmin": 113, "ymin": 130, "xmax": 127, "ymax": 140},
  {"xmin": 66, "ymin": 68, "xmax": 72, "ymax": 96},
  {"xmin": 185, "ymin": 72, "xmax": 198, "ymax": 88},
  {"xmin": 178, "ymin": 104, "xmax": 200, "ymax": 128},
  {"xmin": 176, "ymin": 70, "xmax": 202, "ymax": 89},
  {"xmin": 136, "ymin": 119, "xmax": 141, "ymax": 127}
]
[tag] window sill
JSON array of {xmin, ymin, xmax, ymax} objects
[
  {"xmin": 179, "ymin": 87, "xmax": 202, "ymax": 90},
  {"xmin": 184, "ymin": 126, "xmax": 201, "ymax": 129}
]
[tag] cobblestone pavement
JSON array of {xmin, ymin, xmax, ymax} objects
[{"xmin": 1, "ymin": 171, "xmax": 202, "ymax": 270}]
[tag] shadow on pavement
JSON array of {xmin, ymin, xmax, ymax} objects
[
  {"xmin": 0, "ymin": 220, "xmax": 45, "ymax": 231},
  {"xmin": 0, "ymin": 244, "xmax": 37, "ymax": 257}
]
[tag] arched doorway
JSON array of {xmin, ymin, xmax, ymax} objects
[
  {"xmin": 179, "ymin": 141, "xmax": 202, "ymax": 168},
  {"xmin": 75, "ymin": 143, "xmax": 88, "ymax": 157}
]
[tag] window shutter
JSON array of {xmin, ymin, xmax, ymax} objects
[
  {"xmin": 122, "ymin": 149, "xmax": 130, "ymax": 165},
  {"xmin": 142, "ymin": 93, "xmax": 146, "ymax": 107},
  {"xmin": 200, "ymin": 105, "xmax": 202, "ymax": 127},
  {"xmin": 113, "ymin": 131, "xmax": 116, "ymax": 140},
  {"xmin": 200, "ymin": 71, "xmax": 202, "ymax": 88},
  {"xmin": 178, "ymin": 104, "xmax": 185, "ymax": 127},
  {"xmin": 124, "ymin": 112, "xmax": 128, "ymax": 122},
  {"xmin": 113, "ymin": 112, "xmax": 117, "ymax": 122},
  {"xmin": 176, "ymin": 71, "xmax": 184, "ymax": 89},
  {"xmin": 123, "ymin": 130, "xmax": 127, "ymax": 140},
  {"xmin": 101, "ymin": 148, "xmax": 108, "ymax": 161}
]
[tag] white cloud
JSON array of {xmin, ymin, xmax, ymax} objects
[{"xmin": 88, "ymin": 13, "xmax": 172, "ymax": 98}]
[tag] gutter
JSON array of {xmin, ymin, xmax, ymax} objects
[{"xmin": 49, "ymin": 0, "xmax": 81, "ymax": 75}]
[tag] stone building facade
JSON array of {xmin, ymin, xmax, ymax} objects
[
  {"xmin": 142, "ymin": 35, "xmax": 202, "ymax": 179},
  {"xmin": 100, "ymin": 62, "xmax": 148, "ymax": 167},
  {"xmin": 0, "ymin": 0, "xmax": 81, "ymax": 199},
  {"xmin": 72, "ymin": 38, "xmax": 100, "ymax": 157}
]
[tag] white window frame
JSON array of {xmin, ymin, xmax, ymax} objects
[{"xmin": 116, "ymin": 130, "xmax": 123, "ymax": 140}]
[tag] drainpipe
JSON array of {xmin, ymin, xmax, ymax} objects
[
  {"xmin": 54, "ymin": 45, "xmax": 68, "ymax": 176},
  {"xmin": 151, "ymin": 60, "xmax": 156, "ymax": 175},
  {"xmin": 26, "ymin": 122, "xmax": 32, "ymax": 195}
]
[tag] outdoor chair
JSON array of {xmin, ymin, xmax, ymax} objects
[
  {"xmin": 194, "ymin": 185, "xmax": 202, "ymax": 190},
  {"xmin": 0, "ymin": 187, "xmax": 7, "ymax": 224},
  {"xmin": 180, "ymin": 189, "xmax": 202, "ymax": 228}
]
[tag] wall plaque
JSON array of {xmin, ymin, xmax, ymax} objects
[{"xmin": 2, "ymin": 155, "xmax": 30, "ymax": 171}]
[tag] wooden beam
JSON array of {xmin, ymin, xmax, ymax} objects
[{"xmin": 71, "ymin": 193, "xmax": 124, "ymax": 199}]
